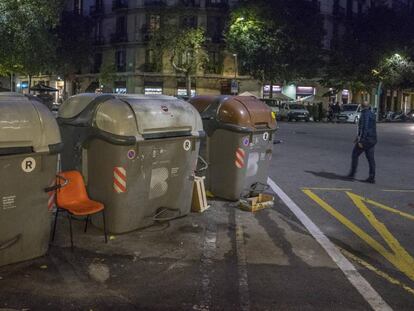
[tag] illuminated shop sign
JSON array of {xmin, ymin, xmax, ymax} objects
[{"xmin": 144, "ymin": 87, "xmax": 163, "ymax": 95}]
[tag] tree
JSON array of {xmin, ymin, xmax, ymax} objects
[
  {"xmin": 149, "ymin": 14, "xmax": 208, "ymax": 97},
  {"xmin": 225, "ymin": 0, "xmax": 325, "ymax": 97},
  {"xmin": 99, "ymin": 63, "xmax": 117, "ymax": 91},
  {"xmin": 0, "ymin": 0, "xmax": 62, "ymax": 90},
  {"xmin": 54, "ymin": 11, "xmax": 94, "ymax": 96},
  {"xmin": 374, "ymin": 54, "xmax": 414, "ymax": 90}
]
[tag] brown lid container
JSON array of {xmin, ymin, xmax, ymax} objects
[{"xmin": 190, "ymin": 95, "xmax": 276, "ymax": 132}]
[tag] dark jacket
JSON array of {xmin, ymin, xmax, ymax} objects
[{"xmin": 358, "ymin": 107, "xmax": 377, "ymax": 147}]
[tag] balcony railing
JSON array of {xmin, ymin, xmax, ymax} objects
[
  {"xmin": 205, "ymin": 0, "xmax": 228, "ymax": 9},
  {"xmin": 112, "ymin": 0, "xmax": 128, "ymax": 11},
  {"xmin": 144, "ymin": 0, "xmax": 167, "ymax": 7},
  {"xmin": 110, "ymin": 32, "xmax": 128, "ymax": 43},
  {"xmin": 90, "ymin": 5, "xmax": 104, "ymax": 15}
]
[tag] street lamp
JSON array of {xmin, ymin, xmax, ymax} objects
[
  {"xmin": 232, "ymin": 53, "xmax": 238, "ymax": 95},
  {"xmin": 233, "ymin": 53, "xmax": 238, "ymax": 79}
]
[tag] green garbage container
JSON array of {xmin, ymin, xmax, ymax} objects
[
  {"xmin": 0, "ymin": 93, "xmax": 61, "ymax": 267},
  {"xmin": 58, "ymin": 94, "xmax": 204, "ymax": 233},
  {"xmin": 189, "ymin": 95, "xmax": 277, "ymax": 201}
]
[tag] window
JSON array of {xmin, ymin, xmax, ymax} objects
[
  {"xmin": 145, "ymin": 49, "xmax": 161, "ymax": 72},
  {"xmin": 207, "ymin": 16, "xmax": 224, "ymax": 42},
  {"xmin": 74, "ymin": 0, "xmax": 83, "ymax": 15},
  {"xmin": 181, "ymin": 16, "xmax": 198, "ymax": 28},
  {"xmin": 148, "ymin": 14, "xmax": 160, "ymax": 32},
  {"xmin": 116, "ymin": 16, "xmax": 127, "ymax": 34},
  {"xmin": 205, "ymin": 51, "xmax": 221, "ymax": 74},
  {"xmin": 115, "ymin": 50, "xmax": 126, "ymax": 72},
  {"xmin": 178, "ymin": 51, "xmax": 193, "ymax": 67},
  {"xmin": 93, "ymin": 53, "xmax": 102, "ymax": 73}
]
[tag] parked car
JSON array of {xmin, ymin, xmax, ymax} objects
[
  {"xmin": 337, "ymin": 104, "xmax": 361, "ymax": 123},
  {"xmin": 279, "ymin": 103, "xmax": 310, "ymax": 122},
  {"xmin": 262, "ymin": 99, "xmax": 282, "ymax": 120}
]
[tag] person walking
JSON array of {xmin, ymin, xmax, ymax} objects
[{"xmin": 347, "ymin": 102, "xmax": 377, "ymax": 183}]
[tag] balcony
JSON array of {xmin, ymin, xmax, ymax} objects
[
  {"xmin": 90, "ymin": 4, "xmax": 104, "ymax": 16},
  {"xmin": 112, "ymin": 0, "xmax": 128, "ymax": 11},
  {"xmin": 180, "ymin": 0, "xmax": 200, "ymax": 7},
  {"xmin": 141, "ymin": 25, "xmax": 154, "ymax": 42},
  {"xmin": 144, "ymin": 0, "xmax": 167, "ymax": 7},
  {"xmin": 205, "ymin": 0, "xmax": 228, "ymax": 9},
  {"xmin": 110, "ymin": 32, "xmax": 128, "ymax": 44}
]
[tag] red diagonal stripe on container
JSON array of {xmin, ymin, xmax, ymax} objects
[
  {"xmin": 113, "ymin": 167, "xmax": 127, "ymax": 193},
  {"xmin": 235, "ymin": 159, "xmax": 244, "ymax": 169},
  {"xmin": 114, "ymin": 177, "xmax": 126, "ymax": 193},
  {"xmin": 114, "ymin": 167, "xmax": 127, "ymax": 183},
  {"xmin": 235, "ymin": 148, "xmax": 245, "ymax": 169}
]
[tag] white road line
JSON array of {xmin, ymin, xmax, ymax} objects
[
  {"xmin": 268, "ymin": 178, "xmax": 393, "ymax": 311},
  {"xmin": 382, "ymin": 189, "xmax": 414, "ymax": 193},
  {"xmin": 235, "ymin": 215, "xmax": 251, "ymax": 311}
]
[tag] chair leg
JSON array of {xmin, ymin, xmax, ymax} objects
[
  {"xmin": 67, "ymin": 213, "xmax": 74, "ymax": 251},
  {"xmin": 102, "ymin": 210, "xmax": 108, "ymax": 243},
  {"xmin": 84, "ymin": 215, "xmax": 90, "ymax": 233},
  {"xmin": 51, "ymin": 207, "xmax": 60, "ymax": 242}
]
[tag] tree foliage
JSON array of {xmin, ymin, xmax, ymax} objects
[
  {"xmin": 54, "ymin": 11, "xmax": 94, "ymax": 81},
  {"xmin": 0, "ymin": 0, "xmax": 63, "ymax": 77},
  {"xmin": 225, "ymin": 0, "xmax": 325, "ymax": 86},
  {"xmin": 149, "ymin": 13, "xmax": 208, "ymax": 96},
  {"xmin": 374, "ymin": 54, "xmax": 414, "ymax": 90}
]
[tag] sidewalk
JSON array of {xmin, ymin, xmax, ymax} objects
[{"xmin": 0, "ymin": 198, "xmax": 370, "ymax": 311}]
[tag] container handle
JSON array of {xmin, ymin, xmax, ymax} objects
[
  {"xmin": 195, "ymin": 155, "xmax": 209, "ymax": 173},
  {"xmin": 0, "ymin": 234, "xmax": 21, "ymax": 251}
]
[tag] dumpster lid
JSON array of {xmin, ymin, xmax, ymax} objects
[
  {"xmin": 58, "ymin": 93, "xmax": 100, "ymax": 119},
  {"xmin": 0, "ymin": 92, "xmax": 61, "ymax": 153},
  {"xmin": 59, "ymin": 94, "xmax": 203, "ymax": 140},
  {"xmin": 190, "ymin": 95, "xmax": 276, "ymax": 132}
]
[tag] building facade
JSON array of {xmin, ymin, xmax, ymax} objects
[
  {"xmin": 63, "ymin": 0, "xmax": 256, "ymax": 97},
  {"xmin": 10, "ymin": 0, "xmax": 413, "ymax": 111}
]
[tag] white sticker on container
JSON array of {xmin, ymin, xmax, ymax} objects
[
  {"xmin": 183, "ymin": 140, "xmax": 192, "ymax": 151},
  {"xmin": 263, "ymin": 132, "xmax": 269, "ymax": 141},
  {"xmin": 21, "ymin": 157, "xmax": 36, "ymax": 173},
  {"xmin": 2, "ymin": 195, "xmax": 16, "ymax": 210}
]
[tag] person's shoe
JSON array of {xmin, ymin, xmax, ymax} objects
[
  {"xmin": 345, "ymin": 173, "xmax": 355, "ymax": 180},
  {"xmin": 363, "ymin": 177, "xmax": 375, "ymax": 184}
]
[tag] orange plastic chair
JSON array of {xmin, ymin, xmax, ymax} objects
[{"xmin": 49, "ymin": 170, "xmax": 108, "ymax": 250}]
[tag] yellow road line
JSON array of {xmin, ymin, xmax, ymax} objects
[
  {"xmin": 301, "ymin": 187, "xmax": 352, "ymax": 191},
  {"xmin": 340, "ymin": 248, "xmax": 414, "ymax": 296},
  {"xmin": 352, "ymin": 193, "xmax": 414, "ymax": 221},
  {"xmin": 303, "ymin": 189, "xmax": 414, "ymax": 281}
]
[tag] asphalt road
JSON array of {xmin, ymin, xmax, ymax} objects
[
  {"xmin": 270, "ymin": 121, "xmax": 414, "ymax": 310},
  {"xmin": 0, "ymin": 122, "xmax": 413, "ymax": 311}
]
